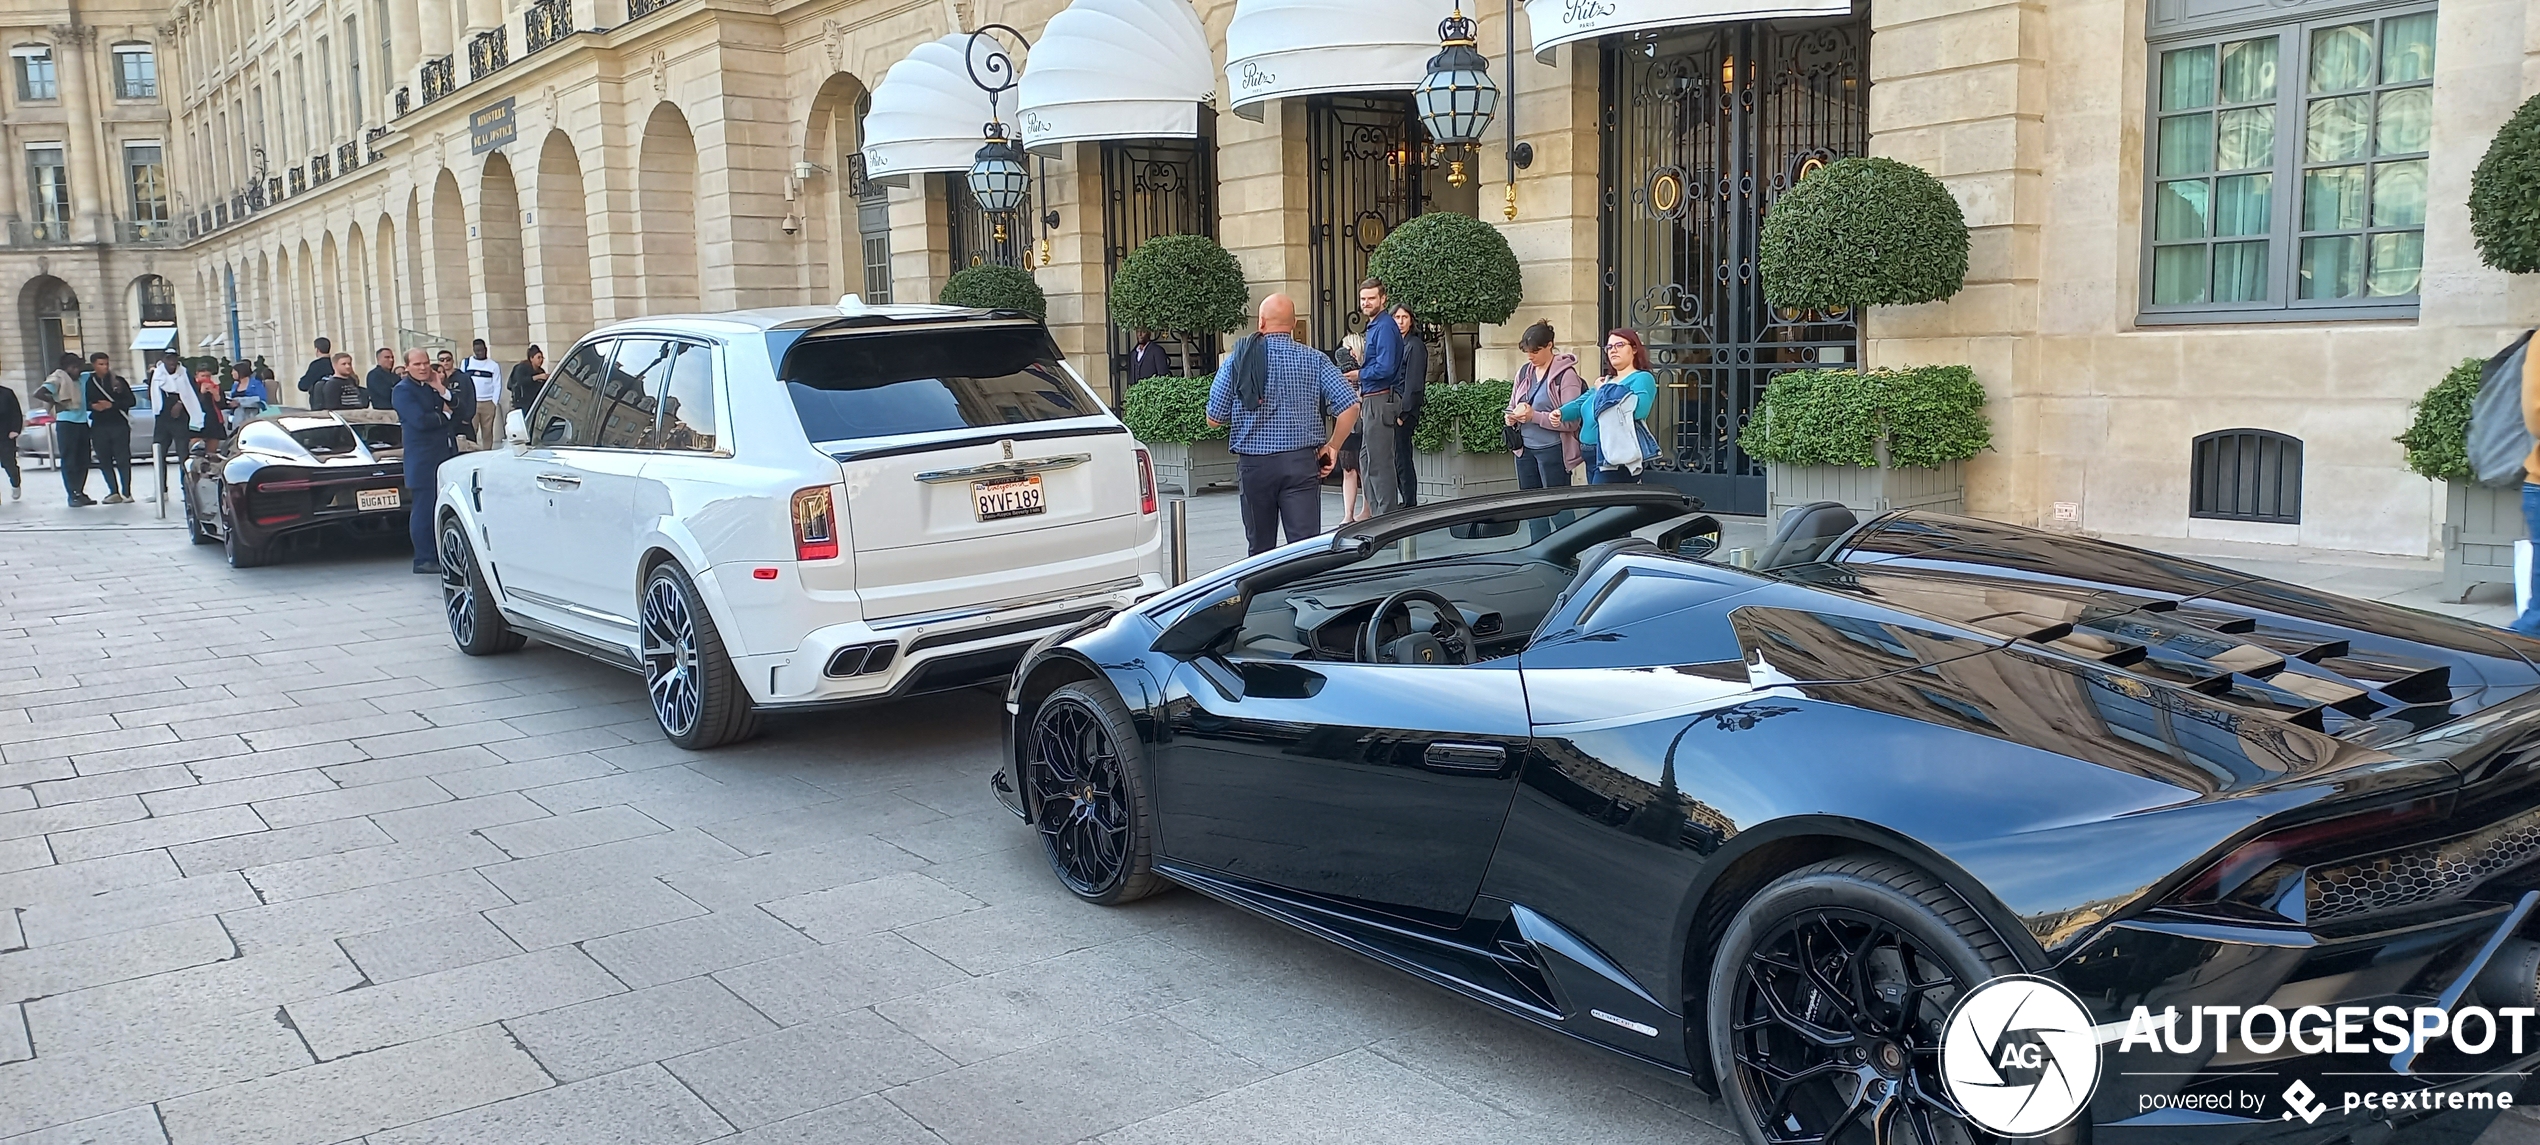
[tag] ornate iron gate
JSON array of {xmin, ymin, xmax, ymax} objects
[
  {"xmin": 1102, "ymin": 137, "xmax": 1215, "ymax": 399},
  {"xmin": 1600, "ymin": 13, "xmax": 1868, "ymax": 516},
  {"xmin": 944, "ymin": 172, "xmax": 1033, "ymax": 270},
  {"xmin": 1309, "ymin": 96, "xmax": 1422, "ymax": 355}
]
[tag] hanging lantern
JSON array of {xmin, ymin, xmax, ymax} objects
[
  {"xmin": 967, "ymin": 124, "xmax": 1030, "ymax": 216},
  {"xmin": 1412, "ymin": 7, "xmax": 1498, "ymax": 187}
]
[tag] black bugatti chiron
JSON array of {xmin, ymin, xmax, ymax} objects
[
  {"xmin": 181, "ymin": 409, "xmax": 410, "ymax": 568},
  {"xmin": 992, "ymin": 485, "xmax": 2540, "ymax": 1145}
]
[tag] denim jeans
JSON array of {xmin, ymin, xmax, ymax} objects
[
  {"xmin": 2517, "ymin": 484, "xmax": 2540, "ymax": 635},
  {"xmin": 1589, "ymin": 464, "xmax": 1640, "ymax": 485},
  {"xmin": 1513, "ymin": 445, "xmax": 1570, "ymax": 540}
]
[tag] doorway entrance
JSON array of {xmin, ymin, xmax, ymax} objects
[
  {"xmin": 1308, "ymin": 95, "xmax": 1423, "ymax": 356},
  {"xmin": 1600, "ymin": 12, "xmax": 1869, "ymax": 516},
  {"xmin": 1102, "ymin": 135, "xmax": 1215, "ymax": 400}
]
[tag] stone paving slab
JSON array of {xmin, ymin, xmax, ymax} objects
[{"xmin": 0, "ymin": 487, "xmax": 2536, "ymax": 1145}]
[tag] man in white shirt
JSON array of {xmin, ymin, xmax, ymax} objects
[{"xmin": 459, "ymin": 339, "xmax": 503, "ymax": 449}]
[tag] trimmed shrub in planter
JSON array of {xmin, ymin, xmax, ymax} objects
[
  {"xmin": 940, "ymin": 264, "xmax": 1047, "ymax": 320},
  {"xmin": 1759, "ymin": 157, "xmax": 1969, "ymax": 311},
  {"xmin": 2400, "ymin": 357, "xmax": 2519, "ymax": 601},
  {"xmin": 2472, "ymin": 93, "xmax": 2540, "ymax": 274},
  {"xmin": 1111, "ymin": 235, "xmax": 1249, "ymax": 376},
  {"xmin": 1740, "ymin": 366, "xmax": 1990, "ymax": 518},
  {"xmin": 1409, "ymin": 379, "xmax": 1519, "ymax": 501},
  {"xmin": 1121, "ymin": 375, "xmax": 1233, "ymax": 493},
  {"xmin": 1369, "ymin": 214, "xmax": 1521, "ymax": 384}
]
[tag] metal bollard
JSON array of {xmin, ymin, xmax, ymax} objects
[
  {"xmin": 154, "ymin": 445, "xmax": 168, "ymax": 519},
  {"xmin": 1168, "ymin": 498, "xmax": 1190, "ymax": 585}
]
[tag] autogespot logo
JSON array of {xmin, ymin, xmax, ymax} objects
[{"xmin": 1940, "ymin": 975, "xmax": 2103, "ymax": 1136}]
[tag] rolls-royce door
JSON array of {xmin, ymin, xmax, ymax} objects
[{"xmin": 478, "ymin": 338, "xmax": 609, "ymax": 631}]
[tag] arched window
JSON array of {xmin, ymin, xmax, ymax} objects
[{"xmin": 2190, "ymin": 429, "xmax": 2303, "ymax": 524}]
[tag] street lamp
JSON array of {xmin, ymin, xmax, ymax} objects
[
  {"xmin": 1413, "ymin": 7, "xmax": 1499, "ymax": 188},
  {"xmin": 962, "ymin": 24, "xmax": 1041, "ymax": 253}
]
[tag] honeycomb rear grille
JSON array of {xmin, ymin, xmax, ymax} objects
[{"xmin": 2309, "ymin": 805, "xmax": 2540, "ymax": 921}]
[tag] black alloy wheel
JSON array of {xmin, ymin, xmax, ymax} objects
[
  {"xmin": 1026, "ymin": 682, "xmax": 1160, "ymax": 904},
  {"xmin": 638, "ymin": 562, "xmax": 759, "ymax": 750},
  {"xmin": 220, "ymin": 499, "xmax": 270, "ymax": 568},
  {"xmin": 439, "ymin": 517, "xmax": 526, "ymax": 656},
  {"xmin": 1712, "ymin": 857, "xmax": 2044, "ymax": 1145}
]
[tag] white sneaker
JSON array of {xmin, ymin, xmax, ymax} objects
[
  {"xmin": 7, "ymin": 485, "xmax": 17, "ymax": 500},
  {"xmin": 103, "ymin": 493, "xmax": 128, "ymax": 504}
]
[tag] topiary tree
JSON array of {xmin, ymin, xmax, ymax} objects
[
  {"xmin": 1738, "ymin": 365, "xmax": 1991, "ymax": 470},
  {"xmin": 2472, "ymin": 94, "xmax": 2540, "ymax": 274},
  {"xmin": 1368, "ymin": 212, "xmax": 1523, "ymax": 384},
  {"xmin": 1759, "ymin": 157, "xmax": 1970, "ymax": 311},
  {"xmin": 2397, "ymin": 357, "xmax": 2488, "ymax": 483},
  {"xmin": 940, "ymin": 264, "xmax": 1047, "ymax": 321},
  {"xmin": 1110, "ymin": 234, "xmax": 1249, "ymax": 377},
  {"xmin": 1118, "ymin": 374, "xmax": 1226, "ymax": 445}
]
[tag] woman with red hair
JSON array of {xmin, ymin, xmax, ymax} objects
[{"xmin": 1556, "ymin": 328, "xmax": 1660, "ymax": 484}]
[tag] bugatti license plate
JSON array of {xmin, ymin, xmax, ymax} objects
[{"xmin": 357, "ymin": 488, "xmax": 403, "ymax": 512}]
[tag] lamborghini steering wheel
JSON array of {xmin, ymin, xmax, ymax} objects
[{"xmin": 1358, "ymin": 589, "xmax": 1476, "ymax": 667}]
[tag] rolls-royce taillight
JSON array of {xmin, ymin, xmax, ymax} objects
[
  {"xmin": 1135, "ymin": 447, "xmax": 1157, "ymax": 515},
  {"xmin": 791, "ymin": 487, "xmax": 839, "ymax": 562}
]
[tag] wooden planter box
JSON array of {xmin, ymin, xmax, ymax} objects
[
  {"xmin": 2444, "ymin": 480, "xmax": 2521, "ymax": 603},
  {"xmin": 1413, "ymin": 447, "xmax": 1521, "ymax": 503},
  {"xmin": 1765, "ymin": 459, "xmax": 1966, "ymax": 522},
  {"xmin": 1142, "ymin": 438, "xmax": 1236, "ymax": 495}
]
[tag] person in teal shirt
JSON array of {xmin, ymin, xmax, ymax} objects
[{"xmin": 1557, "ymin": 328, "xmax": 1659, "ymax": 484}]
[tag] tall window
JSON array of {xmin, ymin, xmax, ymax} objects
[
  {"xmin": 2143, "ymin": 4, "xmax": 2436, "ymax": 320},
  {"xmin": 377, "ymin": 0, "xmax": 393, "ymax": 103},
  {"xmin": 126, "ymin": 143, "xmax": 168, "ymax": 235},
  {"xmin": 27, "ymin": 145, "xmax": 69, "ymax": 240},
  {"xmin": 112, "ymin": 43, "xmax": 157, "ymax": 99},
  {"xmin": 292, "ymin": 54, "xmax": 307, "ymax": 154},
  {"xmin": 12, "ymin": 46, "xmax": 55, "ymax": 101},
  {"xmin": 345, "ymin": 17, "xmax": 363, "ymax": 128},
  {"xmin": 319, "ymin": 37, "xmax": 335, "ymax": 143}
]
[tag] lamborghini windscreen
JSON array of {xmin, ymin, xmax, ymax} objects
[{"xmin": 781, "ymin": 325, "xmax": 1098, "ymax": 443}]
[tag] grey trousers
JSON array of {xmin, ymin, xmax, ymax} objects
[{"xmin": 1358, "ymin": 389, "xmax": 1401, "ymax": 517}]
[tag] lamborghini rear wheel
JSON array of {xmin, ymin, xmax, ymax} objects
[
  {"xmin": 1026, "ymin": 682, "xmax": 1161, "ymax": 905},
  {"xmin": 1709, "ymin": 856, "xmax": 2054, "ymax": 1145}
]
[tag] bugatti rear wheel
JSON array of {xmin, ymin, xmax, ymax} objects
[
  {"xmin": 1709, "ymin": 857, "xmax": 2058, "ymax": 1145},
  {"xmin": 1026, "ymin": 682, "xmax": 1161, "ymax": 905}
]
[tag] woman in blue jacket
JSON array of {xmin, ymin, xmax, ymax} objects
[{"xmin": 1556, "ymin": 328, "xmax": 1660, "ymax": 484}]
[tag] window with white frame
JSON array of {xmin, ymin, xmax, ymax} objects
[
  {"xmin": 113, "ymin": 42, "xmax": 156, "ymax": 99},
  {"xmin": 345, "ymin": 17, "xmax": 363, "ymax": 129},
  {"xmin": 2142, "ymin": 2, "xmax": 2435, "ymax": 321},
  {"xmin": 319, "ymin": 37, "xmax": 335, "ymax": 144},
  {"xmin": 13, "ymin": 46, "xmax": 55, "ymax": 102},
  {"xmin": 27, "ymin": 145, "xmax": 69, "ymax": 239},
  {"xmin": 126, "ymin": 142, "xmax": 169, "ymax": 234}
]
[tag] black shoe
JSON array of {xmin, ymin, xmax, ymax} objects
[
  {"xmin": 69, "ymin": 494, "xmax": 95, "ymax": 506},
  {"xmin": 412, "ymin": 562, "xmax": 442, "ymax": 575}
]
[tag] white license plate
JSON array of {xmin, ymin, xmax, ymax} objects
[
  {"xmin": 357, "ymin": 488, "xmax": 403, "ymax": 512},
  {"xmin": 974, "ymin": 475, "xmax": 1045, "ymax": 521}
]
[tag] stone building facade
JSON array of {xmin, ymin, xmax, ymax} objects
[{"xmin": 11, "ymin": 0, "xmax": 2534, "ymax": 556}]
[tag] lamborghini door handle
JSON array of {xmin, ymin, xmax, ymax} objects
[
  {"xmin": 534, "ymin": 472, "xmax": 581, "ymax": 490},
  {"xmin": 1422, "ymin": 743, "xmax": 1507, "ymax": 775}
]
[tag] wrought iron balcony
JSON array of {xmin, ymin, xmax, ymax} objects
[
  {"xmin": 337, "ymin": 141, "xmax": 359, "ymax": 173},
  {"xmin": 246, "ymin": 181, "xmax": 265, "ymax": 210},
  {"xmin": 116, "ymin": 219, "xmax": 176, "ymax": 244},
  {"xmin": 268, "ymin": 176, "xmax": 283, "ymax": 203},
  {"xmin": 421, "ymin": 56, "xmax": 456, "ymax": 104},
  {"xmin": 289, "ymin": 166, "xmax": 306, "ymax": 194},
  {"xmin": 628, "ymin": 0, "xmax": 677, "ymax": 18},
  {"xmin": 310, "ymin": 153, "xmax": 332, "ymax": 185},
  {"xmin": 468, "ymin": 28, "xmax": 509, "ymax": 80},
  {"xmin": 393, "ymin": 86, "xmax": 410, "ymax": 118},
  {"xmin": 525, "ymin": 0, "xmax": 573, "ymax": 54},
  {"xmin": 231, "ymin": 193, "xmax": 247, "ymax": 217},
  {"xmin": 847, "ymin": 153, "xmax": 870, "ymax": 198}
]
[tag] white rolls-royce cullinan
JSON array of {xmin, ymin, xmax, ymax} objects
[{"xmin": 433, "ymin": 297, "xmax": 1166, "ymax": 748}]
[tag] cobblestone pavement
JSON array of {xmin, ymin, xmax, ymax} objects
[{"xmin": 0, "ymin": 476, "xmax": 2535, "ymax": 1144}]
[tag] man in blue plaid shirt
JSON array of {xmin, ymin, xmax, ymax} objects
[{"xmin": 1207, "ymin": 294, "xmax": 1361, "ymax": 555}]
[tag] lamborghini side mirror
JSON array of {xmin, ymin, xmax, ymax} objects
[{"xmin": 1660, "ymin": 514, "xmax": 1724, "ymax": 559}]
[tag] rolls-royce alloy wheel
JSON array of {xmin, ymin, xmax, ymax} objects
[
  {"xmin": 1027, "ymin": 682, "xmax": 1161, "ymax": 905},
  {"xmin": 440, "ymin": 518, "xmax": 526, "ymax": 656},
  {"xmin": 638, "ymin": 563, "xmax": 758, "ymax": 750}
]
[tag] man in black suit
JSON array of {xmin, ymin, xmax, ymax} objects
[
  {"xmin": 366, "ymin": 347, "xmax": 401, "ymax": 410},
  {"xmin": 297, "ymin": 337, "xmax": 333, "ymax": 396}
]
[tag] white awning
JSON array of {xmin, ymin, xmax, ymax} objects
[
  {"xmin": 1017, "ymin": 0, "xmax": 1216, "ymax": 153},
  {"xmin": 862, "ymin": 34, "xmax": 996, "ymax": 180},
  {"xmin": 1225, "ymin": 0, "xmax": 1446, "ymax": 119},
  {"xmin": 129, "ymin": 326, "xmax": 179, "ymax": 353},
  {"xmin": 1524, "ymin": 0, "xmax": 1850, "ymax": 61}
]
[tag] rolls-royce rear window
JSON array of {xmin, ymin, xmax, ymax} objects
[{"xmin": 781, "ymin": 325, "xmax": 1097, "ymax": 442}]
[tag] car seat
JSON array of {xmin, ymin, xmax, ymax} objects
[{"xmin": 1753, "ymin": 502, "xmax": 1859, "ymax": 570}]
